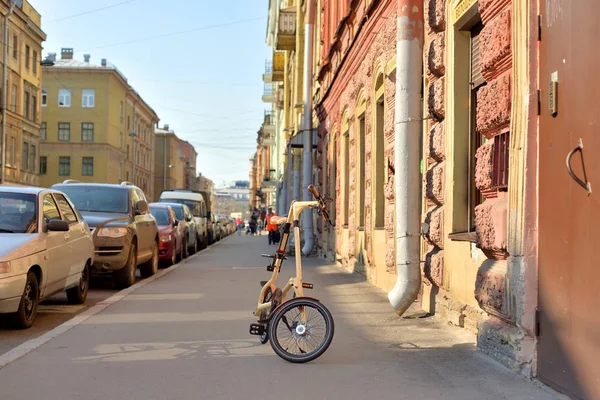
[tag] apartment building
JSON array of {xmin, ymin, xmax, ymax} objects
[
  {"xmin": 39, "ymin": 48, "xmax": 159, "ymax": 197},
  {"xmin": 0, "ymin": 0, "xmax": 46, "ymax": 185}
]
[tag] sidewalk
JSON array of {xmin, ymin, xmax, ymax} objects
[{"xmin": 0, "ymin": 234, "xmax": 562, "ymax": 400}]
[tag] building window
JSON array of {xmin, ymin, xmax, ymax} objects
[
  {"xmin": 58, "ymin": 122, "xmax": 70, "ymax": 141},
  {"xmin": 374, "ymin": 75, "xmax": 385, "ymax": 228},
  {"xmin": 31, "ymin": 90, "xmax": 37, "ymax": 121},
  {"xmin": 23, "ymin": 88, "xmax": 29, "ymax": 119},
  {"xmin": 492, "ymin": 132, "xmax": 510, "ymax": 189},
  {"xmin": 41, "ymin": 88, "xmax": 47, "ymax": 106},
  {"xmin": 39, "ymin": 156, "xmax": 47, "ymax": 175},
  {"xmin": 127, "ymin": 116, "xmax": 130, "ymax": 130},
  {"xmin": 356, "ymin": 109, "xmax": 366, "ymax": 228},
  {"xmin": 120, "ymin": 101, "xmax": 123, "ymax": 122},
  {"xmin": 82, "ymin": 89, "xmax": 95, "ymax": 108},
  {"xmin": 12, "ymin": 35, "xmax": 17, "ymax": 59},
  {"xmin": 468, "ymin": 21, "xmax": 486, "ymax": 231},
  {"xmin": 119, "ymin": 132, "xmax": 123, "ymax": 148},
  {"xmin": 10, "ymin": 84, "xmax": 16, "ymax": 112},
  {"xmin": 82, "ymin": 157, "xmax": 94, "ymax": 176},
  {"xmin": 22, "ymin": 142, "xmax": 28, "ymax": 171},
  {"xmin": 30, "ymin": 145, "xmax": 35, "ymax": 171},
  {"xmin": 59, "ymin": 156, "xmax": 70, "ymax": 176},
  {"xmin": 40, "ymin": 122, "xmax": 46, "ymax": 140},
  {"xmin": 25, "ymin": 45, "xmax": 30, "ymax": 70},
  {"xmin": 32, "ymin": 51, "xmax": 37, "ymax": 74},
  {"xmin": 343, "ymin": 130, "xmax": 350, "ymax": 226},
  {"xmin": 81, "ymin": 122, "xmax": 94, "ymax": 141},
  {"xmin": 58, "ymin": 88, "xmax": 71, "ymax": 107},
  {"xmin": 8, "ymin": 137, "xmax": 14, "ymax": 166}
]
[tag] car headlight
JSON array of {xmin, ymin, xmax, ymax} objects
[
  {"xmin": 160, "ymin": 234, "xmax": 172, "ymax": 242},
  {"xmin": 0, "ymin": 261, "xmax": 10, "ymax": 274},
  {"xmin": 97, "ymin": 227, "xmax": 128, "ymax": 238}
]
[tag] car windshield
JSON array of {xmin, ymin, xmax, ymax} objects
[
  {"xmin": 58, "ymin": 187, "xmax": 129, "ymax": 214},
  {"xmin": 160, "ymin": 199, "xmax": 200, "ymax": 217},
  {"xmin": 150, "ymin": 207, "xmax": 170, "ymax": 226},
  {"xmin": 168, "ymin": 205, "xmax": 184, "ymax": 220},
  {"xmin": 0, "ymin": 192, "xmax": 37, "ymax": 233}
]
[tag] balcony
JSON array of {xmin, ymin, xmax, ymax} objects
[
  {"xmin": 275, "ymin": 7, "xmax": 296, "ymax": 51},
  {"xmin": 263, "ymin": 52, "xmax": 285, "ymax": 83},
  {"xmin": 262, "ymin": 170, "xmax": 277, "ymax": 192},
  {"xmin": 262, "ymin": 84, "xmax": 276, "ymax": 103},
  {"xmin": 263, "ymin": 110, "xmax": 276, "ymax": 136}
]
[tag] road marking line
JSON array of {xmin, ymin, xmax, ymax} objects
[{"xmin": 0, "ymin": 251, "xmax": 197, "ymax": 370}]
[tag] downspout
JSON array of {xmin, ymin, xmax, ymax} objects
[
  {"xmin": 1, "ymin": 0, "xmax": 16, "ymax": 185},
  {"xmin": 301, "ymin": 0, "xmax": 316, "ymax": 256},
  {"xmin": 388, "ymin": 0, "xmax": 424, "ymax": 315}
]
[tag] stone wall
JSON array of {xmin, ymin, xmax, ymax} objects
[{"xmin": 423, "ymin": 0, "xmax": 447, "ymax": 290}]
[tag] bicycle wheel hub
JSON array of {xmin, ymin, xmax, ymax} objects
[{"xmin": 295, "ymin": 324, "xmax": 307, "ymax": 335}]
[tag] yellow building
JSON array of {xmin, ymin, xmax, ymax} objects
[
  {"xmin": 39, "ymin": 48, "xmax": 159, "ymax": 198},
  {"xmin": 1, "ymin": 0, "xmax": 46, "ymax": 185},
  {"xmin": 154, "ymin": 125, "xmax": 187, "ymax": 199}
]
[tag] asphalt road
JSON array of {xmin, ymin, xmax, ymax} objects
[
  {"xmin": 0, "ymin": 274, "xmax": 132, "ymax": 355},
  {"xmin": 0, "ymin": 234, "xmax": 563, "ymax": 400}
]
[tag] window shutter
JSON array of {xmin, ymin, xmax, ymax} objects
[{"xmin": 470, "ymin": 23, "xmax": 484, "ymax": 87}]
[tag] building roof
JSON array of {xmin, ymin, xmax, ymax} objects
[{"xmin": 47, "ymin": 59, "xmax": 129, "ymax": 82}]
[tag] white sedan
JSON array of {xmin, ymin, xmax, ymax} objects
[{"xmin": 0, "ymin": 186, "xmax": 94, "ymax": 329}]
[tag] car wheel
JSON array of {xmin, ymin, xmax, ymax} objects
[
  {"xmin": 12, "ymin": 271, "xmax": 39, "ymax": 329},
  {"xmin": 140, "ymin": 241, "xmax": 159, "ymax": 278},
  {"xmin": 115, "ymin": 242, "xmax": 136, "ymax": 289},
  {"xmin": 66, "ymin": 263, "xmax": 89, "ymax": 304},
  {"xmin": 166, "ymin": 241, "xmax": 177, "ymax": 267},
  {"xmin": 182, "ymin": 238, "xmax": 189, "ymax": 259}
]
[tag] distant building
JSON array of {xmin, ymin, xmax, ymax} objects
[
  {"xmin": 1, "ymin": 1, "xmax": 46, "ymax": 186},
  {"xmin": 40, "ymin": 49, "xmax": 159, "ymax": 197}
]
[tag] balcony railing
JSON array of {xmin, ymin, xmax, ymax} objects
[
  {"xmin": 262, "ymin": 84, "xmax": 276, "ymax": 103},
  {"xmin": 265, "ymin": 60, "xmax": 273, "ymax": 74},
  {"xmin": 263, "ymin": 85, "xmax": 274, "ymax": 96}
]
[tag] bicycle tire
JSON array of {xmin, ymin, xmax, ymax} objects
[
  {"xmin": 258, "ymin": 286, "xmax": 273, "ymax": 344},
  {"xmin": 268, "ymin": 298, "xmax": 334, "ymax": 363}
]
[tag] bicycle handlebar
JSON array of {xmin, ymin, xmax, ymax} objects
[{"xmin": 307, "ymin": 185, "xmax": 335, "ymax": 227}]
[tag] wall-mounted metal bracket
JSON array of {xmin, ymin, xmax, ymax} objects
[{"xmin": 566, "ymin": 138, "xmax": 592, "ymax": 195}]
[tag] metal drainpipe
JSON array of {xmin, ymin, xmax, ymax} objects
[
  {"xmin": 1, "ymin": 0, "xmax": 16, "ymax": 185},
  {"xmin": 301, "ymin": 0, "xmax": 316, "ymax": 256},
  {"xmin": 163, "ymin": 132, "xmax": 167, "ymax": 191},
  {"xmin": 293, "ymin": 147, "xmax": 301, "ymax": 201},
  {"xmin": 388, "ymin": 0, "xmax": 424, "ymax": 316}
]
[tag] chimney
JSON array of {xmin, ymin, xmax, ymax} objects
[
  {"xmin": 47, "ymin": 53, "xmax": 56, "ymax": 62},
  {"xmin": 83, "ymin": 54, "xmax": 90, "ymax": 63},
  {"xmin": 60, "ymin": 48, "xmax": 73, "ymax": 60},
  {"xmin": 101, "ymin": 58, "xmax": 107, "ymax": 67},
  {"xmin": 164, "ymin": 124, "xmax": 169, "ymax": 131}
]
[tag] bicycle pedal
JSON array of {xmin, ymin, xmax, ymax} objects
[{"xmin": 249, "ymin": 323, "xmax": 266, "ymax": 336}]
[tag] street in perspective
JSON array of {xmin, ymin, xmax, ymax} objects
[{"xmin": 0, "ymin": 0, "xmax": 597, "ymax": 399}]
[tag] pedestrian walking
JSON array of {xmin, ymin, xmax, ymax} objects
[
  {"xmin": 236, "ymin": 217, "xmax": 243, "ymax": 236},
  {"xmin": 249, "ymin": 212, "xmax": 258, "ymax": 235},
  {"xmin": 266, "ymin": 207, "xmax": 278, "ymax": 245}
]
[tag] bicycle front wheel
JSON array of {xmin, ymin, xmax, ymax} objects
[{"xmin": 268, "ymin": 298, "xmax": 334, "ymax": 363}]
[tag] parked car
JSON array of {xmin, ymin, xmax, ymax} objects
[
  {"xmin": 159, "ymin": 190, "xmax": 208, "ymax": 250},
  {"xmin": 0, "ymin": 186, "xmax": 94, "ymax": 329},
  {"xmin": 156, "ymin": 202, "xmax": 198, "ymax": 258},
  {"xmin": 211, "ymin": 212, "xmax": 220, "ymax": 242},
  {"xmin": 149, "ymin": 204, "xmax": 182, "ymax": 267},
  {"xmin": 51, "ymin": 181, "xmax": 159, "ymax": 289}
]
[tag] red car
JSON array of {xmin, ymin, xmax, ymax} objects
[{"xmin": 149, "ymin": 204, "xmax": 183, "ymax": 266}]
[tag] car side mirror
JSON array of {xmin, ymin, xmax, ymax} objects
[
  {"xmin": 47, "ymin": 219, "xmax": 69, "ymax": 232},
  {"xmin": 135, "ymin": 200, "xmax": 148, "ymax": 215},
  {"xmin": 173, "ymin": 219, "xmax": 179, "ymax": 227}
]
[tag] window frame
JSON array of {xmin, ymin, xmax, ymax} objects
[
  {"xmin": 82, "ymin": 89, "xmax": 95, "ymax": 108},
  {"xmin": 81, "ymin": 122, "xmax": 94, "ymax": 142},
  {"xmin": 41, "ymin": 88, "xmax": 47, "ymax": 107},
  {"xmin": 58, "ymin": 122, "xmax": 70, "ymax": 141},
  {"xmin": 24, "ymin": 44, "xmax": 30, "ymax": 70},
  {"xmin": 40, "ymin": 122, "xmax": 46, "ymax": 140},
  {"xmin": 53, "ymin": 193, "xmax": 79, "ymax": 224},
  {"xmin": 82, "ymin": 156, "xmax": 94, "ymax": 176},
  {"xmin": 39, "ymin": 155, "xmax": 47, "ymax": 175},
  {"xmin": 42, "ymin": 194, "xmax": 61, "ymax": 222},
  {"xmin": 58, "ymin": 88, "xmax": 71, "ymax": 108},
  {"xmin": 58, "ymin": 156, "xmax": 71, "ymax": 176},
  {"xmin": 22, "ymin": 141, "xmax": 29, "ymax": 171}
]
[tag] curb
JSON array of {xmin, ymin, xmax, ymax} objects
[{"xmin": 0, "ymin": 240, "xmax": 217, "ymax": 370}]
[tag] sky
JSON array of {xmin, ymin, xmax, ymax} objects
[{"xmin": 31, "ymin": 0, "xmax": 270, "ymax": 185}]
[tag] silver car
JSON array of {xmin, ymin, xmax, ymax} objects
[{"xmin": 0, "ymin": 186, "xmax": 94, "ymax": 329}]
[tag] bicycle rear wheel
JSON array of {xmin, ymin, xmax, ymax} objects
[
  {"xmin": 258, "ymin": 287, "xmax": 273, "ymax": 344},
  {"xmin": 268, "ymin": 298, "xmax": 334, "ymax": 363}
]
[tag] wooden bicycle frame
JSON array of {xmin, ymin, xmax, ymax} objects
[{"xmin": 253, "ymin": 199, "xmax": 320, "ymax": 318}]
